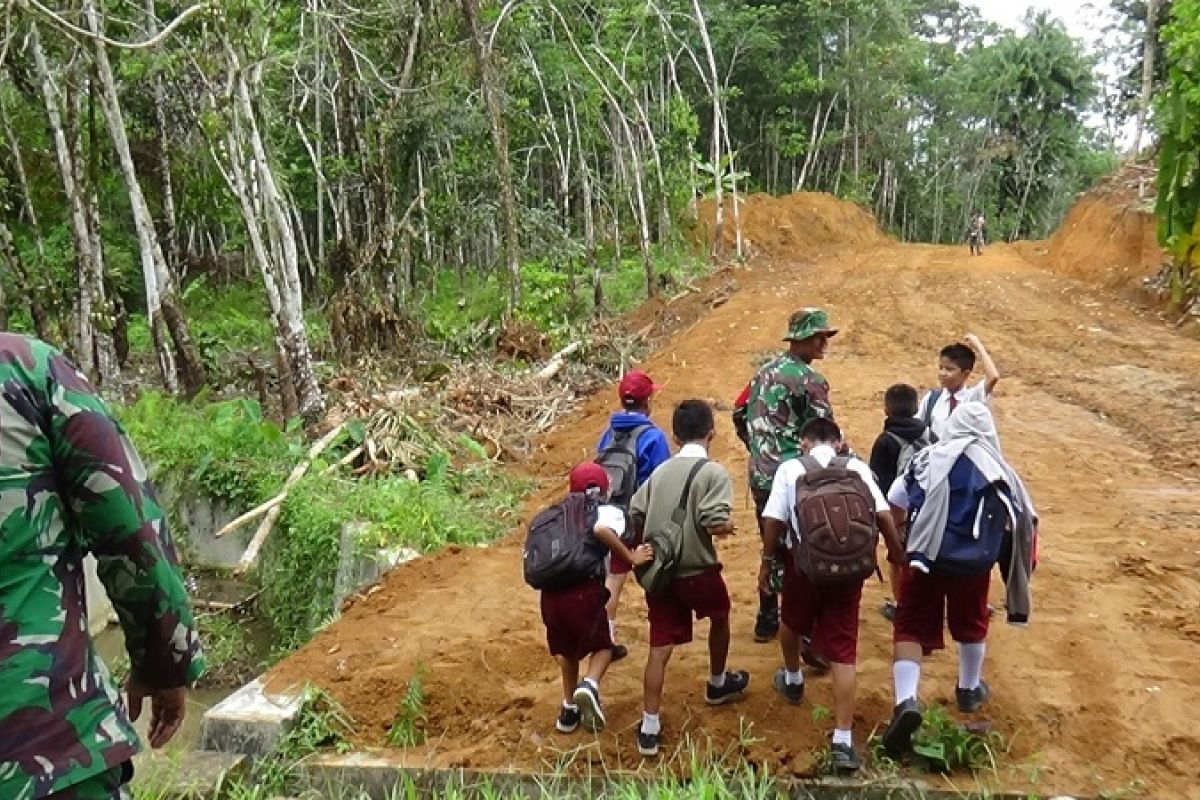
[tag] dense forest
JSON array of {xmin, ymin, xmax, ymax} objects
[{"xmin": 0, "ymin": 0, "xmax": 1190, "ymax": 416}]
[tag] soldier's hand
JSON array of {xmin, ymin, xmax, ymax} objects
[{"xmin": 126, "ymin": 679, "xmax": 188, "ymax": 748}]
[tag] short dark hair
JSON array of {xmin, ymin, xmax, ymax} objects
[
  {"xmin": 800, "ymin": 416, "xmax": 841, "ymax": 444},
  {"xmin": 884, "ymin": 384, "xmax": 919, "ymax": 418},
  {"xmin": 673, "ymin": 399, "xmax": 714, "ymax": 442},
  {"xmin": 940, "ymin": 343, "xmax": 976, "ymax": 371}
]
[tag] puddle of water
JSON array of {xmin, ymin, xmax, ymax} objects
[{"xmin": 94, "ymin": 626, "xmax": 232, "ymax": 752}]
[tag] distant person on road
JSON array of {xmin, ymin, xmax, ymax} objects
[
  {"xmin": 881, "ymin": 402, "xmax": 1036, "ymax": 760},
  {"xmin": 594, "ymin": 370, "xmax": 671, "ymax": 662},
  {"xmin": 0, "ymin": 333, "xmax": 204, "ymax": 800},
  {"xmin": 527, "ymin": 463, "xmax": 653, "ymax": 735},
  {"xmin": 629, "ymin": 400, "xmax": 747, "ymax": 757},
  {"xmin": 760, "ymin": 418, "xmax": 905, "ymax": 773},
  {"xmin": 919, "ymin": 334, "xmax": 1000, "ymax": 443},
  {"xmin": 967, "ymin": 209, "xmax": 986, "ymax": 256},
  {"xmin": 744, "ymin": 309, "xmax": 838, "ymax": 650}
]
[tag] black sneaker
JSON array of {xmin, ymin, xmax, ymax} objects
[
  {"xmin": 705, "ymin": 670, "xmax": 751, "ymax": 705},
  {"xmin": 637, "ymin": 725, "xmax": 660, "ymax": 757},
  {"xmin": 800, "ymin": 636, "xmax": 831, "ymax": 672},
  {"xmin": 830, "ymin": 742, "xmax": 862, "ymax": 773},
  {"xmin": 754, "ymin": 602, "xmax": 779, "ymax": 643},
  {"xmin": 956, "ymin": 680, "xmax": 990, "ymax": 714},
  {"xmin": 881, "ymin": 698, "xmax": 922, "ymax": 758},
  {"xmin": 572, "ymin": 681, "xmax": 607, "ymax": 732},
  {"xmin": 610, "ymin": 643, "xmax": 629, "ymax": 662},
  {"xmin": 772, "ymin": 668, "xmax": 804, "ymax": 706},
  {"xmin": 555, "ymin": 704, "xmax": 581, "ymax": 733}
]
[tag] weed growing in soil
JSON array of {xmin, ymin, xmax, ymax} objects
[
  {"xmin": 869, "ymin": 704, "xmax": 1006, "ymax": 775},
  {"xmin": 386, "ymin": 668, "xmax": 428, "ymax": 747}
]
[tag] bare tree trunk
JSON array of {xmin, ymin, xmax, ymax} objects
[
  {"xmin": 459, "ymin": 0, "xmax": 521, "ymax": 309},
  {"xmin": 1131, "ymin": 0, "xmax": 1157, "ymax": 161},
  {"xmin": 691, "ymin": 0, "xmax": 724, "ymax": 260},
  {"xmin": 85, "ymin": 0, "xmax": 207, "ymax": 395},
  {"xmin": 30, "ymin": 25, "xmax": 117, "ymax": 386}
]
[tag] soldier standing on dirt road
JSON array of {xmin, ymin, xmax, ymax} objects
[
  {"xmin": 745, "ymin": 309, "xmax": 838, "ymax": 648},
  {"xmin": 0, "ymin": 333, "xmax": 204, "ymax": 800}
]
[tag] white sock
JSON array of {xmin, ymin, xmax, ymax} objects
[
  {"xmin": 893, "ymin": 660, "xmax": 921, "ymax": 704},
  {"xmin": 709, "ymin": 672, "xmax": 726, "ymax": 688},
  {"xmin": 957, "ymin": 641, "xmax": 986, "ymax": 690},
  {"xmin": 609, "ymin": 619, "xmax": 617, "ymax": 639},
  {"xmin": 832, "ymin": 729, "xmax": 853, "ymax": 747},
  {"xmin": 641, "ymin": 712, "xmax": 661, "ymax": 735},
  {"xmin": 582, "ymin": 677, "xmax": 598, "ymax": 692},
  {"xmin": 562, "ymin": 700, "xmax": 578, "ymax": 711},
  {"xmin": 785, "ymin": 669, "xmax": 804, "ymax": 686}
]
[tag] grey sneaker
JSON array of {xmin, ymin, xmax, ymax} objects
[
  {"xmin": 572, "ymin": 680, "xmax": 606, "ymax": 732},
  {"xmin": 772, "ymin": 668, "xmax": 805, "ymax": 705},
  {"xmin": 956, "ymin": 680, "xmax": 991, "ymax": 714}
]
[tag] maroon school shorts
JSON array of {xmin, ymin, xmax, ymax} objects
[
  {"xmin": 646, "ymin": 566, "xmax": 731, "ymax": 647},
  {"xmin": 893, "ymin": 569, "xmax": 991, "ymax": 652},
  {"xmin": 780, "ymin": 557, "xmax": 863, "ymax": 665},
  {"xmin": 541, "ymin": 580, "xmax": 613, "ymax": 660},
  {"xmin": 608, "ymin": 530, "xmax": 641, "ymax": 576}
]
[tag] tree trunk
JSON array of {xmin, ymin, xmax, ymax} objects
[
  {"xmin": 459, "ymin": 0, "xmax": 521, "ymax": 309},
  {"xmin": 1131, "ymin": 0, "xmax": 1157, "ymax": 160},
  {"xmin": 30, "ymin": 25, "xmax": 117, "ymax": 386},
  {"xmin": 692, "ymin": 0, "xmax": 724, "ymax": 260},
  {"xmin": 85, "ymin": 0, "xmax": 207, "ymax": 395}
]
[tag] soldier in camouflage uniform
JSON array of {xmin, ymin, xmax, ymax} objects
[
  {"xmin": 0, "ymin": 333, "xmax": 204, "ymax": 799},
  {"xmin": 746, "ymin": 309, "xmax": 837, "ymax": 643}
]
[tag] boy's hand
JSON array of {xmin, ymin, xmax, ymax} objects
[
  {"xmin": 964, "ymin": 333, "xmax": 983, "ymax": 349},
  {"xmin": 709, "ymin": 521, "xmax": 736, "ymax": 538},
  {"xmin": 630, "ymin": 543, "xmax": 654, "ymax": 568},
  {"xmin": 757, "ymin": 559, "xmax": 773, "ymax": 595}
]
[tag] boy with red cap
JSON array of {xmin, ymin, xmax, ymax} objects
[
  {"xmin": 595, "ymin": 370, "xmax": 671, "ymax": 660},
  {"xmin": 539, "ymin": 463, "xmax": 653, "ymax": 734}
]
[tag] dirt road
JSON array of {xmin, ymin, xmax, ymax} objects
[{"xmin": 270, "ymin": 199, "xmax": 1200, "ymax": 797}]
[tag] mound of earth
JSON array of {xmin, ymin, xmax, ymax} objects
[
  {"xmin": 1022, "ymin": 163, "xmax": 1165, "ymax": 290},
  {"xmin": 692, "ymin": 192, "xmax": 884, "ymax": 259}
]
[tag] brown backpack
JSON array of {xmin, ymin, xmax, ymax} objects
[{"xmin": 792, "ymin": 455, "xmax": 878, "ymax": 583}]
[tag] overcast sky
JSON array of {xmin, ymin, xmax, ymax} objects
[{"xmin": 969, "ymin": 0, "xmax": 1100, "ymax": 41}]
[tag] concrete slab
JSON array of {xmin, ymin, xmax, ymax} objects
[
  {"xmin": 131, "ymin": 749, "xmax": 246, "ymax": 799},
  {"xmin": 199, "ymin": 678, "xmax": 304, "ymax": 757},
  {"xmin": 292, "ymin": 751, "xmax": 1093, "ymax": 800}
]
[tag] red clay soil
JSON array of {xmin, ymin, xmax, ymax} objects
[
  {"xmin": 268, "ymin": 193, "xmax": 1200, "ymax": 798},
  {"xmin": 1020, "ymin": 164, "xmax": 1165, "ymax": 291}
]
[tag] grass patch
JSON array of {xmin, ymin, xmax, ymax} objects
[{"xmin": 385, "ymin": 668, "xmax": 428, "ymax": 747}]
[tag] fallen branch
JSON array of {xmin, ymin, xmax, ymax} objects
[
  {"xmin": 215, "ymin": 422, "xmax": 347, "ymax": 539},
  {"xmin": 229, "ymin": 423, "xmax": 346, "ymax": 575},
  {"xmin": 535, "ymin": 341, "xmax": 581, "ymax": 381}
]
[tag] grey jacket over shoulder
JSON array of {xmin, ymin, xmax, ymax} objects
[{"xmin": 630, "ymin": 452, "xmax": 733, "ymax": 579}]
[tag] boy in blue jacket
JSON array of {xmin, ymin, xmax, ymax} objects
[{"xmin": 596, "ymin": 370, "xmax": 672, "ymax": 660}]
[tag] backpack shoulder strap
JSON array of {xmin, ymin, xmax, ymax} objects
[
  {"xmin": 921, "ymin": 390, "xmax": 942, "ymax": 426},
  {"xmin": 830, "ymin": 455, "xmax": 854, "ymax": 470},
  {"xmin": 677, "ymin": 458, "xmax": 709, "ymax": 511},
  {"xmin": 886, "ymin": 431, "xmax": 907, "ymax": 448},
  {"xmin": 797, "ymin": 455, "xmax": 824, "ymax": 477}
]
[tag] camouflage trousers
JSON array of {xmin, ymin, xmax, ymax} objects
[
  {"xmin": 751, "ymin": 488, "xmax": 785, "ymax": 595},
  {"xmin": 46, "ymin": 762, "xmax": 132, "ymax": 800}
]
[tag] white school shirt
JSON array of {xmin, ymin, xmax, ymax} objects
[
  {"xmin": 762, "ymin": 445, "xmax": 889, "ymax": 547},
  {"xmin": 920, "ymin": 381, "xmax": 990, "ymax": 441},
  {"xmin": 595, "ymin": 503, "xmax": 627, "ymax": 539}
]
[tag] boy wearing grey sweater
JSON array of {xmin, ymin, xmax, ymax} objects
[{"xmin": 629, "ymin": 400, "xmax": 750, "ymax": 757}]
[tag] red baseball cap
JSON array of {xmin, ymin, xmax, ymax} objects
[
  {"xmin": 568, "ymin": 462, "xmax": 610, "ymax": 495},
  {"xmin": 618, "ymin": 370, "xmax": 661, "ymax": 405}
]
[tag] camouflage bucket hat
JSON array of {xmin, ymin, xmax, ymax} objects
[{"xmin": 783, "ymin": 308, "xmax": 838, "ymax": 341}]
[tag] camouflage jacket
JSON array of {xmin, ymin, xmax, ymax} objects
[
  {"xmin": 0, "ymin": 334, "xmax": 204, "ymax": 799},
  {"xmin": 746, "ymin": 352, "xmax": 833, "ymax": 493}
]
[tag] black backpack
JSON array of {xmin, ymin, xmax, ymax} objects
[
  {"xmin": 522, "ymin": 493, "xmax": 605, "ymax": 590},
  {"xmin": 595, "ymin": 424, "xmax": 651, "ymax": 509}
]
